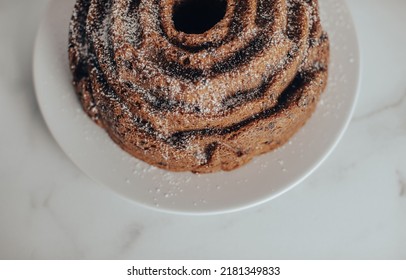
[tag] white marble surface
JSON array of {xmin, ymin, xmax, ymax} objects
[{"xmin": 0, "ymin": 0, "xmax": 405, "ymax": 260}]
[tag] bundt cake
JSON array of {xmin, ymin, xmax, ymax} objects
[{"xmin": 69, "ymin": 0, "xmax": 330, "ymax": 173}]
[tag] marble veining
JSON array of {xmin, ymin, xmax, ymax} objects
[
  {"xmin": 30, "ymin": 187, "xmax": 55, "ymax": 210},
  {"xmin": 119, "ymin": 224, "xmax": 144, "ymax": 255},
  {"xmin": 1, "ymin": 0, "xmax": 406, "ymax": 260},
  {"xmin": 353, "ymin": 89, "xmax": 406, "ymax": 123},
  {"xmin": 397, "ymin": 171, "xmax": 406, "ymax": 197}
]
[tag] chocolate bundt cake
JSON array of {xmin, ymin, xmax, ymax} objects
[{"xmin": 69, "ymin": 0, "xmax": 329, "ymax": 173}]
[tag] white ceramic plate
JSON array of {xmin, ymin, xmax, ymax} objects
[{"xmin": 34, "ymin": 0, "xmax": 360, "ymax": 215}]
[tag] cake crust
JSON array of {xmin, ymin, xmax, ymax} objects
[{"xmin": 69, "ymin": 0, "xmax": 329, "ymax": 173}]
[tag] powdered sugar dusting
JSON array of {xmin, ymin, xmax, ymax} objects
[{"xmin": 69, "ymin": 0, "xmax": 331, "ymax": 179}]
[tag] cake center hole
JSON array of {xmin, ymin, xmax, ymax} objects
[{"xmin": 173, "ymin": 0, "xmax": 227, "ymax": 34}]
